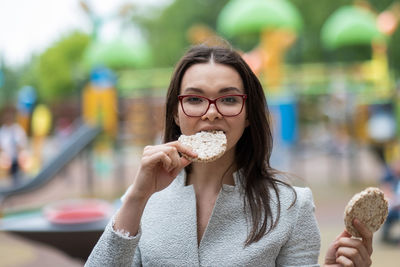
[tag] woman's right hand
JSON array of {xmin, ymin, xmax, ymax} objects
[
  {"xmin": 128, "ymin": 141, "xmax": 197, "ymax": 201},
  {"xmin": 113, "ymin": 141, "xmax": 196, "ymax": 236}
]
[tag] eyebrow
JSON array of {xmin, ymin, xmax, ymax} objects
[{"xmin": 182, "ymin": 87, "xmax": 243, "ymax": 94}]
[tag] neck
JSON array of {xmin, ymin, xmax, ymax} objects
[{"xmin": 187, "ymin": 151, "xmax": 236, "ymax": 192}]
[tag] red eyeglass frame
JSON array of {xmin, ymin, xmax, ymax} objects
[{"xmin": 178, "ymin": 94, "xmax": 247, "ymax": 117}]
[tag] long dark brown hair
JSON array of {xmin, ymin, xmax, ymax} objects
[{"xmin": 163, "ymin": 45, "xmax": 296, "ymax": 245}]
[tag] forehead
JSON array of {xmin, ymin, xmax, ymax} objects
[{"xmin": 180, "ymin": 62, "xmax": 244, "ymax": 94}]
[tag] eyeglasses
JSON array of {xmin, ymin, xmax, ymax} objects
[{"xmin": 178, "ymin": 94, "xmax": 247, "ymax": 117}]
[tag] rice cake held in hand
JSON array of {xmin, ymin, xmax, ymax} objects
[
  {"xmin": 178, "ymin": 131, "xmax": 227, "ymax": 163},
  {"xmin": 344, "ymin": 187, "xmax": 388, "ymax": 237}
]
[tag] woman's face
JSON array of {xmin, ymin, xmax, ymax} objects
[{"xmin": 175, "ymin": 62, "xmax": 249, "ymax": 155}]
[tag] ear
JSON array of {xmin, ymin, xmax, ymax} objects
[{"xmin": 245, "ymin": 119, "xmax": 250, "ymax": 127}]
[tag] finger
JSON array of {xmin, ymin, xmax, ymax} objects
[
  {"xmin": 336, "ymin": 255, "xmax": 354, "ymax": 267},
  {"xmin": 152, "ymin": 146, "xmax": 180, "ymax": 170},
  {"xmin": 353, "ymin": 218, "xmax": 373, "ymax": 255},
  {"xmin": 169, "ymin": 141, "xmax": 198, "ymax": 158},
  {"xmin": 170, "ymin": 156, "xmax": 192, "ymax": 177},
  {"xmin": 144, "ymin": 143, "xmax": 193, "ymax": 175},
  {"xmin": 324, "ymin": 230, "xmax": 349, "ymax": 263},
  {"xmin": 336, "ymin": 246, "xmax": 363, "ymax": 267},
  {"xmin": 143, "ymin": 145, "xmax": 156, "ymax": 155},
  {"xmin": 336, "ymin": 252, "xmax": 372, "ymax": 267},
  {"xmin": 180, "ymin": 156, "xmax": 192, "ymax": 168},
  {"xmin": 146, "ymin": 142, "xmax": 197, "ymax": 162},
  {"xmin": 143, "ymin": 144, "xmax": 177, "ymax": 157},
  {"xmin": 168, "ymin": 148, "xmax": 181, "ymax": 172},
  {"xmin": 143, "ymin": 151, "xmax": 172, "ymax": 171},
  {"xmin": 331, "ymin": 230, "xmax": 351, "ymax": 249},
  {"xmin": 145, "ymin": 146, "xmax": 182, "ymax": 167},
  {"xmin": 334, "ymin": 230, "xmax": 352, "ymax": 242},
  {"xmin": 336, "ymin": 237, "xmax": 370, "ymax": 263}
]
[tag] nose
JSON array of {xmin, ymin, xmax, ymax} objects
[{"xmin": 201, "ymin": 103, "xmax": 222, "ymax": 121}]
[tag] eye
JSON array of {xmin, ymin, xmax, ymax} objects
[
  {"xmin": 220, "ymin": 96, "xmax": 239, "ymax": 104},
  {"xmin": 184, "ymin": 96, "xmax": 204, "ymax": 104}
]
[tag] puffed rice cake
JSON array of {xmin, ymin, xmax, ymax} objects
[
  {"xmin": 178, "ymin": 131, "xmax": 227, "ymax": 163},
  {"xmin": 344, "ymin": 187, "xmax": 388, "ymax": 237}
]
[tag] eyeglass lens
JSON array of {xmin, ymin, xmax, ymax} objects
[{"xmin": 181, "ymin": 95, "xmax": 245, "ymax": 116}]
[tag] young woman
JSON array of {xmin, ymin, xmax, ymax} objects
[{"xmin": 86, "ymin": 45, "xmax": 373, "ymax": 266}]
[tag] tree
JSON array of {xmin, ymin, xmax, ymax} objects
[
  {"xmin": 290, "ymin": 0, "xmax": 400, "ymax": 71},
  {"xmin": 368, "ymin": 0, "xmax": 400, "ymax": 71},
  {"xmin": 0, "ymin": 62, "xmax": 19, "ymax": 108},
  {"xmin": 133, "ymin": 0, "xmax": 229, "ymax": 67},
  {"xmin": 135, "ymin": 0, "xmax": 399, "ymax": 73},
  {"xmin": 288, "ymin": 0, "xmax": 354, "ymax": 63},
  {"xmin": 35, "ymin": 32, "xmax": 90, "ymax": 102}
]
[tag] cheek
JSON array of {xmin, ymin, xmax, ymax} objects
[
  {"xmin": 175, "ymin": 106, "xmax": 187, "ymax": 127},
  {"xmin": 176, "ymin": 109, "xmax": 196, "ymax": 135},
  {"xmin": 226, "ymin": 116, "xmax": 248, "ymax": 149}
]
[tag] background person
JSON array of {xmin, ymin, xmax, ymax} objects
[
  {"xmin": 380, "ymin": 158, "xmax": 400, "ymax": 244},
  {"xmin": 0, "ymin": 106, "xmax": 28, "ymax": 185}
]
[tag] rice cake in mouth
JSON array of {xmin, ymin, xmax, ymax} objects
[
  {"xmin": 178, "ymin": 131, "xmax": 227, "ymax": 163},
  {"xmin": 344, "ymin": 187, "xmax": 388, "ymax": 237}
]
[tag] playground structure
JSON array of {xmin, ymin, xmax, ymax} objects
[
  {"xmin": 218, "ymin": 0, "xmax": 303, "ymax": 91},
  {"xmin": 218, "ymin": 1, "xmax": 400, "ymax": 167}
]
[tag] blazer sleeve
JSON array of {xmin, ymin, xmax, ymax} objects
[
  {"xmin": 85, "ymin": 217, "xmax": 142, "ymax": 267},
  {"xmin": 276, "ymin": 187, "xmax": 321, "ymax": 267}
]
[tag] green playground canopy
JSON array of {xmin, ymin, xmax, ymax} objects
[
  {"xmin": 217, "ymin": 0, "xmax": 303, "ymax": 37},
  {"xmin": 321, "ymin": 6, "xmax": 386, "ymax": 50},
  {"xmin": 83, "ymin": 39, "xmax": 151, "ymax": 69}
]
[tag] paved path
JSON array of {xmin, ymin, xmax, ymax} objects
[{"xmin": 0, "ymin": 232, "xmax": 83, "ymax": 267}]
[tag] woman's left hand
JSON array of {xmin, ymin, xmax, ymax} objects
[{"xmin": 324, "ymin": 218, "xmax": 373, "ymax": 267}]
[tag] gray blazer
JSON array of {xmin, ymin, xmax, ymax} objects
[{"xmin": 86, "ymin": 172, "xmax": 321, "ymax": 267}]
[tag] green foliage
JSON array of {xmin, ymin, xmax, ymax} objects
[
  {"xmin": 3, "ymin": 0, "xmax": 400, "ymax": 103},
  {"xmin": 0, "ymin": 56, "xmax": 41, "ymax": 109},
  {"xmin": 0, "ymin": 63, "xmax": 19, "ymax": 107},
  {"xmin": 369, "ymin": 0, "xmax": 395, "ymax": 11},
  {"xmin": 388, "ymin": 30, "xmax": 400, "ymax": 71},
  {"xmin": 136, "ymin": 0, "xmax": 398, "ymax": 66},
  {"xmin": 35, "ymin": 32, "xmax": 90, "ymax": 102},
  {"xmin": 134, "ymin": 0, "xmax": 229, "ymax": 67},
  {"xmin": 131, "ymin": 0, "xmax": 400, "ymax": 78},
  {"xmin": 289, "ymin": 0, "xmax": 400, "ymax": 68},
  {"xmin": 228, "ymin": 32, "xmax": 260, "ymax": 52},
  {"xmin": 18, "ymin": 57, "xmax": 40, "ymax": 90},
  {"xmin": 289, "ymin": 0, "xmax": 351, "ymax": 63}
]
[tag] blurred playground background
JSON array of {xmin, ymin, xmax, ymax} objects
[{"xmin": 1, "ymin": 0, "xmax": 400, "ymax": 266}]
